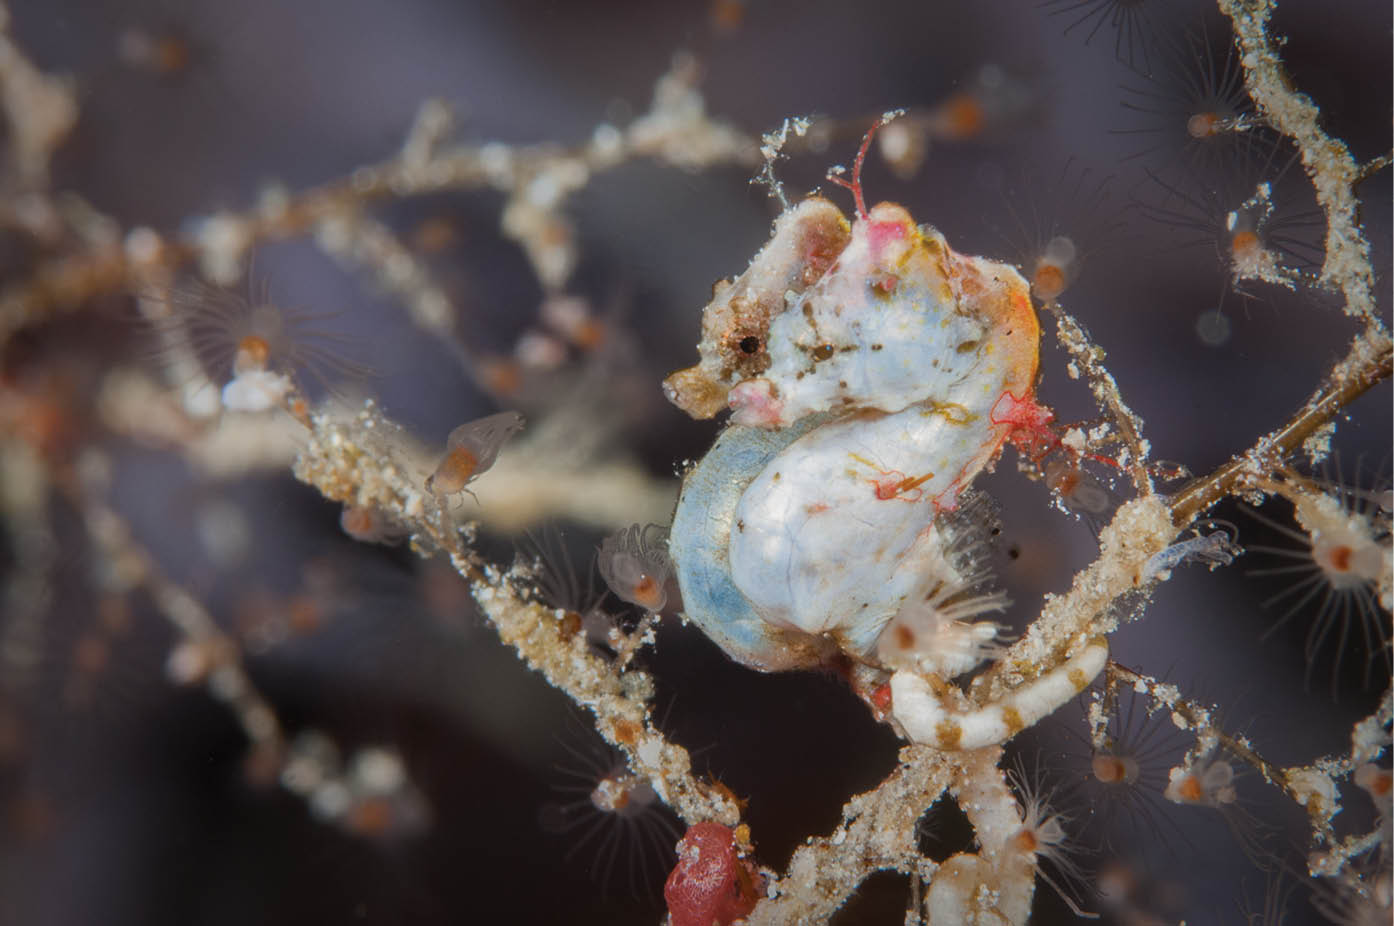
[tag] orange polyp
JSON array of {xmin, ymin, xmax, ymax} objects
[
  {"xmin": 426, "ymin": 447, "xmax": 478, "ymax": 495},
  {"xmin": 940, "ymin": 95, "xmax": 985, "ymax": 140},
  {"xmin": 1091, "ymin": 754, "xmax": 1126, "ymax": 784},
  {"xmin": 346, "ymin": 797, "xmax": 395, "ymax": 836},
  {"xmin": 630, "ymin": 575, "xmax": 664, "ymax": 611},
  {"xmin": 1230, "ymin": 229, "xmax": 1261, "ymax": 260},
  {"xmin": 1012, "ymin": 828, "xmax": 1039, "ymax": 854},
  {"xmin": 1372, "ymin": 771, "xmax": 1392, "ymax": 797},
  {"xmin": 612, "ymin": 718, "xmax": 640, "ymax": 746},
  {"xmin": 154, "ymin": 37, "xmax": 191, "ymax": 75},
  {"xmin": 241, "ymin": 743, "xmax": 283, "ymax": 790},
  {"xmin": 710, "ymin": 0, "xmax": 745, "ymax": 31},
  {"xmin": 481, "ymin": 357, "xmax": 523, "ymax": 397},
  {"xmin": 1176, "ymin": 774, "xmax": 1204, "ymax": 803},
  {"xmin": 572, "ymin": 317, "xmax": 606, "ymax": 350},
  {"xmin": 595, "ymin": 775, "xmax": 637, "ymax": 813},
  {"xmin": 597, "ymin": 523, "xmax": 672, "ymax": 612},
  {"xmin": 232, "ymin": 338, "xmax": 270, "ymax": 377},
  {"xmin": 16, "ymin": 397, "xmax": 73, "ymax": 459},
  {"xmin": 1031, "ymin": 263, "xmax": 1067, "ymax": 303},
  {"xmin": 1327, "ymin": 545, "xmax": 1353, "ymax": 573},
  {"xmin": 72, "ymin": 634, "xmax": 109, "ymax": 674},
  {"xmin": 413, "ymin": 216, "xmax": 458, "ymax": 253},
  {"xmin": 234, "ymin": 335, "xmax": 271, "ymax": 374},
  {"xmin": 286, "ymin": 595, "xmax": 322, "ymax": 635},
  {"xmin": 341, "ymin": 505, "xmax": 375, "ymax": 538},
  {"xmin": 1187, "ymin": 112, "xmax": 1221, "ymax": 139}
]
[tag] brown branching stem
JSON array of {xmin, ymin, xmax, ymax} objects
[
  {"xmin": 1219, "ymin": 0, "xmax": 1382, "ymax": 326},
  {"xmin": 1168, "ymin": 335, "xmax": 1393, "ymax": 526},
  {"xmin": 52, "ymin": 459, "xmax": 285, "ymax": 761},
  {"xmin": 747, "ymin": 745, "xmax": 955, "ymax": 924},
  {"xmin": 0, "ymin": 65, "xmax": 758, "ymax": 349},
  {"xmin": 291, "ymin": 403, "xmax": 743, "ymax": 829},
  {"xmin": 1107, "ymin": 662, "xmax": 1392, "ymax": 855},
  {"xmin": 1107, "ymin": 662, "xmax": 1284, "ymax": 783}
]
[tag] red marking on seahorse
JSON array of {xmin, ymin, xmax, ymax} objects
[
  {"xmin": 991, "ymin": 389, "xmax": 1058, "ymax": 462},
  {"xmin": 870, "ymin": 468, "xmax": 934, "ymax": 502}
]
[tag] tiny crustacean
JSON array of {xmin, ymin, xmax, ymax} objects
[
  {"xmin": 665, "ymin": 122, "xmax": 1096, "ymax": 747},
  {"xmin": 426, "ymin": 410, "xmax": 525, "ymax": 498}
]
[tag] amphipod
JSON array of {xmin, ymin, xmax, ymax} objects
[{"xmin": 666, "ymin": 171, "xmax": 1041, "ymax": 678}]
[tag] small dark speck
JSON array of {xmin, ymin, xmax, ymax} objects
[
  {"xmin": 871, "ymin": 344, "xmax": 883, "ymax": 351},
  {"xmin": 739, "ymin": 336, "xmax": 761, "ymax": 354},
  {"xmin": 990, "ymin": 526, "xmax": 1001, "ymax": 536},
  {"xmin": 737, "ymin": 520, "xmax": 745, "ymax": 531},
  {"xmin": 1008, "ymin": 544, "xmax": 1021, "ymax": 560}
]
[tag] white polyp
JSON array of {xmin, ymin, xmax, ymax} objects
[
  {"xmin": 350, "ymin": 747, "xmax": 407, "ymax": 795},
  {"xmin": 195, "ymin": 499, "xmax": 252, "ymax": 569},
  {"xmin": 1354, "ymin": 763, "xmax": 1391, "ymax": 800},
  {"xmin": 221, "ymin": 370, "xmax": 293, "ymax": 412},
  {"xmin": 877, "ymin": 581, "xmax": 1007, "ymax": 678},
  {"xmin": 1295, "ymin": 491, "xmax": 1388, "ymax": 589},
  {"xmin": 890, "ymin": 638, "xmax": 1108, "ymax": 749},
  {"xmin": 1041, "ymin": 235, "xmax": 1077, "ymax": 270},
  {"xmin": 1164, "ymin": 758, "xmax": 1236, "ymax": 806},
  {"xmin": 182, "ymin": 380, "xmax": 221, "ymax": 419},
  {"xmin": 1286, "ymin": 766, "xmax": 1338, "ymax": 818},
  {"xmin": 280, "ymin": 731, "xmax": 341, "ymax": 796},
  {"xmin": 310, "ymin": 780, "xmax": 352, "ymax": 821},
  {"xmin": 165, "ymin": 640, "xmax": 211, "ymax": 685},
  {"xmin": 207, "ymin": 664, "xmax": 246, "ymax": 700},
  {"xmin": 597, "ymin": 523, "xmax": 671, "ymax": 611}
]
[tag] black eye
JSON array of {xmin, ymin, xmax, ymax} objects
[{"xmin": 738, "ymin": 336, "xmax": 761, "ymax": 354}]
